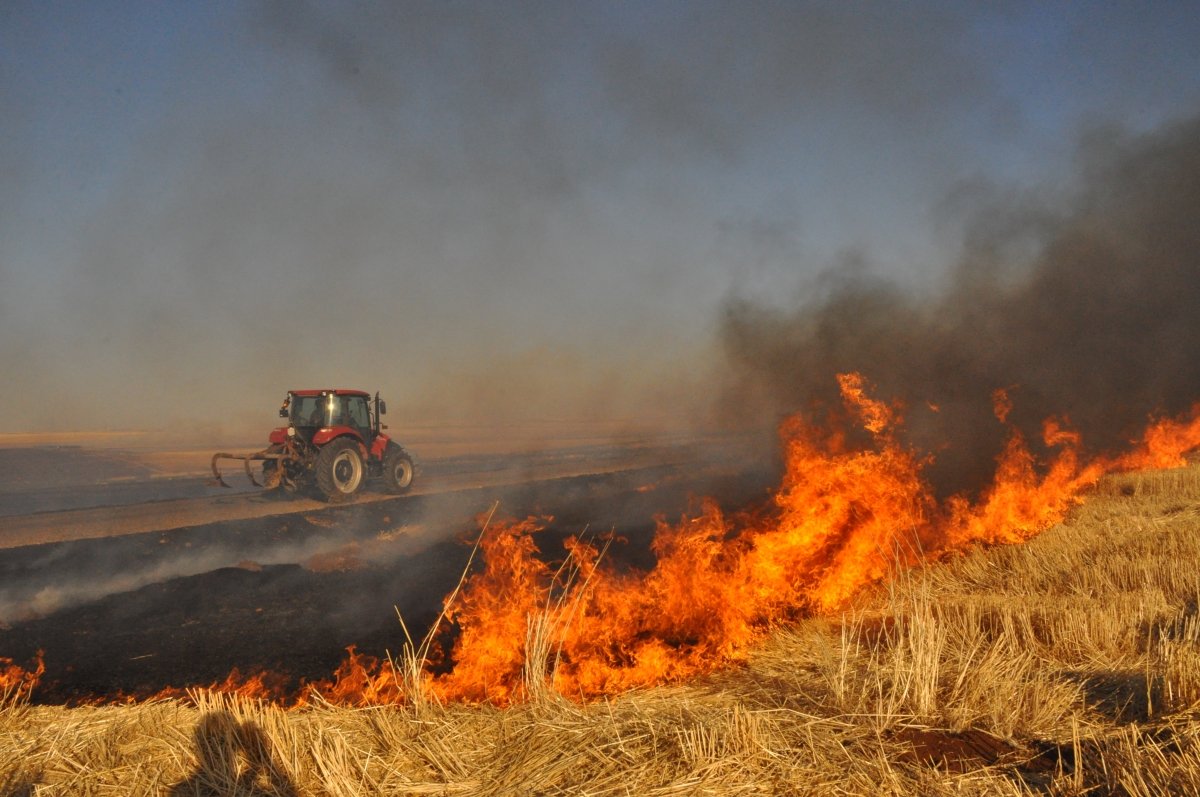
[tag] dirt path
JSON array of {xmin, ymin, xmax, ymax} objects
[{"xmin": 0, "ymin": 445, "xmax": 688, "ymax": 550}]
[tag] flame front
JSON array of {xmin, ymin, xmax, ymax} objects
[
  {"xmin": 21, "ymin": 374, "xmax": 1200, "ymax": 708},
  {"xmin": 413, "ymin": 374, "xmax": 1200, "ymax": 704},
  {"xmin": 0, "ymin": 651, "xmax": 44, "ymax": 703}
]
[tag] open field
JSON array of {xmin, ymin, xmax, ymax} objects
[
  {"xmin": 0, "ymin": 423, "xmax": 725, "ymax": 522},
  {"xmin": 0, "ymin": 439, "xmax": 715, "ymax": 545},
  {"xmin": 4, "ymin": 461, "xmax": 1200, "ymax": 794}
]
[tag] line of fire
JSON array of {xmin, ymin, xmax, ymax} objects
[{"xmin": 6, "ymin": 372, "xmax": 1200, "ymax": 708}]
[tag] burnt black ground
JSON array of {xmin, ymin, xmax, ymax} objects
[{"xmin": 0, "ymin": 457, "xmax": 772, "ymax": 703}]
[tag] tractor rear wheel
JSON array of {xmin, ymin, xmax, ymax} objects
[
  {"xmin": 382, "ymin": 445, "xmax": 414, "ymax": 494},
  {"xmin": 315, "ymin": 438, "xmax": 364, "ymax": 502}
]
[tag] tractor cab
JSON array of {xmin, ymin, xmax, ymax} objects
[
  {"xmin": 282, "ymin": 390, "xmax": 378, "ymax": 444},
  {"xmin": 287, "ymin": 393, "xmax": 332, "ymax": 428}
]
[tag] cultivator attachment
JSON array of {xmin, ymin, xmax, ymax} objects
[{"xmin": 209, "ymin": 448, "xmax": 286, "ymax": 489}]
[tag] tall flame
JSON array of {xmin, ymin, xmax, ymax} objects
[{"xmin": 408, "ymin": 374, "xmax": 1200, "ymax": 704}]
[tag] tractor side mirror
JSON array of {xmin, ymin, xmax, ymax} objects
[
  {"xmin": 378, "ymin": 400, "xmax": 387, "ymax": 415},
  {"xmin": 279, "ymin": 408, "xmax": 288, "ymax": 418}
]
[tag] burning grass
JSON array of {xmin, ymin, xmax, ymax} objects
[
  {"xmin": 5, "ymin": 465, "xmax": 1200, "ymax": 794},
  {"xmin": 6, "ymin": 377, "xmax": 1200, "ymax": 793},
  {"xmin": 326, "ymin": 374, "xmax": 1200, "ymax": 706}
]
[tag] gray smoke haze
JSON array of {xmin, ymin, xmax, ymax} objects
[
  {"xmin": 721, "ymin": 113, "xmax": 1200, "ymax": 493},
  {"xmin": 3, "ymin": 2, "xmax": 1199, "ymax": 446}
]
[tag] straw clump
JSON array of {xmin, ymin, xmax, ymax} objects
[{"xmin": 5, "ymin": 465, "xmax": 1200, "ymax": 795}]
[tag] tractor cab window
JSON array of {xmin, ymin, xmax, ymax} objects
[
  {"xmin": 329, "ymin": 397, "xmax": 348, "ymax": 426},
  {"xmin": 292, "ymin": 395, "xmax": 328, "ymax": 427},
  {"xmin": 346, "ymin": 396, "xmax": 370, "ymax": 433}
]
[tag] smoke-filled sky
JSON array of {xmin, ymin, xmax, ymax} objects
[{"xmin": 4, "ymin": 2, "xmax": 1200, "ymax": 441}]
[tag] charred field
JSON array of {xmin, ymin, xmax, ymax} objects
[{"xmin": 0, "ymin": 445, "xmax": 770, "ymax": 705}]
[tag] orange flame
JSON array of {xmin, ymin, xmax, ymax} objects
[
  {"xmin": 837, "ymin": 372, "xmax": 898, "ymax": 434},
  {"xmin": 120, "ymin": 668, "xmax": 296, "ymax": 706},
  {"xmin": 29, "ymin": 375, "xmax": 1200, "ymax": 708},
  {"xmin": 0, "ymin": 651, "xmax": 44, "ymax": 703},
  {"xmin": 1116, "ymin": 403, "xmax": 1200, "ymax": 470},
  {"xmin": 307, "ymin": 646, "xmax": 403, "ymax": 704},
  {"xmin": 115, "ymin": 648, "xmax": 399, "ymax": 707},
  {"xmin": 408, "ymin": 374, "xmax": 1200, "ymax": 704}
]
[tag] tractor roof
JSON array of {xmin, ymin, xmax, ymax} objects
[{"xmin": 289, "ymin": 389, "xmax": 372, "ymax": 398}]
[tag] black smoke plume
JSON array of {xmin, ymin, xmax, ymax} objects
[{"xmin": 721, "ymin": 114, "xmax": 1200, "ymax": 494}]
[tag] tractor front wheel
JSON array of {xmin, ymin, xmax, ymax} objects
[
  {"xmin": 315, "ymin": 438, "xmax": 364, "ymax": 502},
  {"xmin": 382, "ymin": 445, "xmax": 414, "ymax": 494}
]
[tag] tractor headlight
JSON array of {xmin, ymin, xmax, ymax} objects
[{"xmin": 287, "ymin": 426, "xmax": 296, "ymax": 438}]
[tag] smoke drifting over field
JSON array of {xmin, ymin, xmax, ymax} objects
[
  {"xmin": 721, "ymin": 115, "xmax": 1200, "ymax": 493},
  {"xmin": 4, "ymin": 3, "xmax": 1199, "ymax": 443}
]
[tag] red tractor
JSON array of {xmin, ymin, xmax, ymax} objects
[{"xmin": 210, "ymin": 390, "xmax": 415, "ymax": 502}]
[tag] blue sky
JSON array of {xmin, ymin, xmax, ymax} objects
[{"xmin": 3, "ymin": 1, "xmax": 1199, "ymax": 437}]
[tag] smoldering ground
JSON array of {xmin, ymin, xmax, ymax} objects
[
  {"xmin": 718, "ymin": 113, "xmax": 1200, "ymax": 495},
  {"xmin": 0, "ymin": 458, "xmax": 768, "ymax": 700},
  {"xmin": 0, "ymin": 480, "xmax": 470, "ymax": 626}
]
